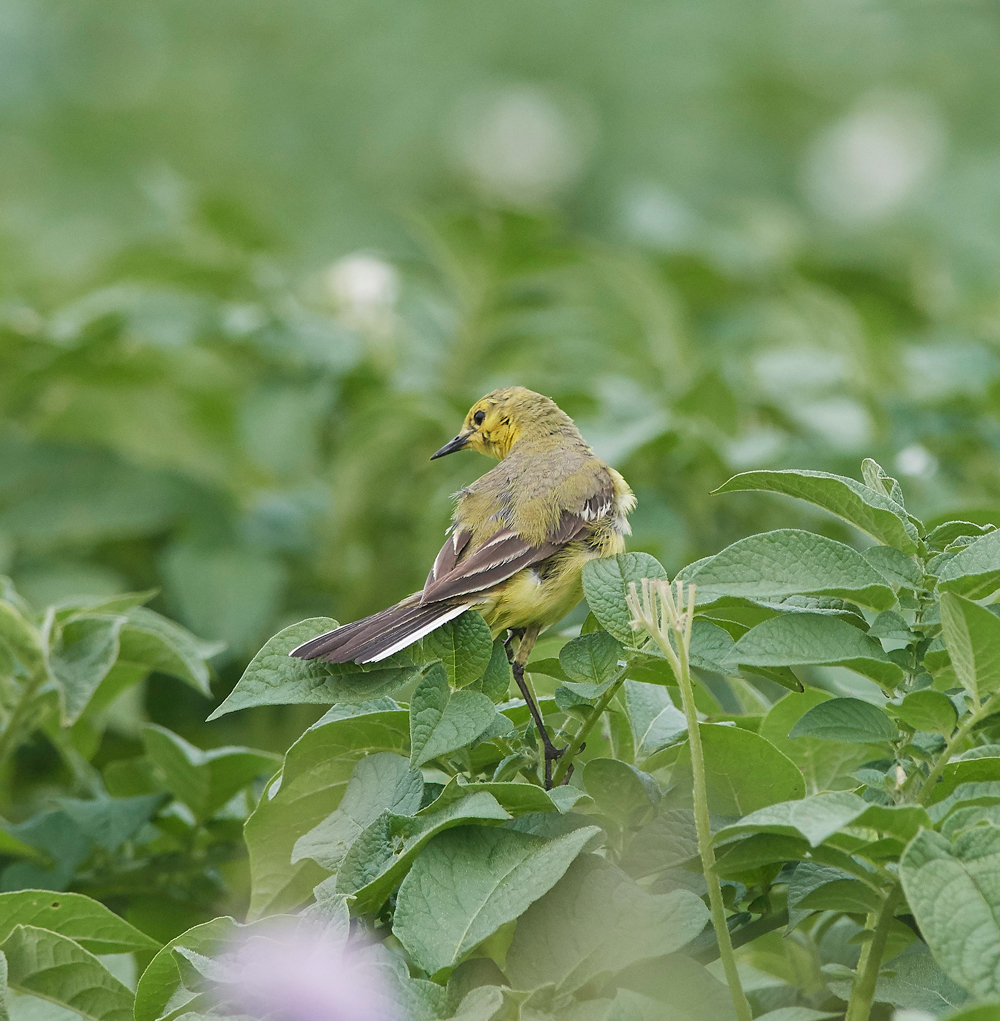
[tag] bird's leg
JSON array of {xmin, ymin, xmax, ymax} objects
[{"xmin": 508, "ymin": 626, "xmax": 564, "ymax": 789}]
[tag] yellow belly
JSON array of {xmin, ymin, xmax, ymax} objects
[{"xmin": 478, "ymin": 535, "xmax": 625, "ymax": 636}]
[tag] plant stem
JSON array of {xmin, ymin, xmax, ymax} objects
[
  {"xmin": 844, "ymin": 882, "xmax": 902, "ymax": 1021},
  {"xmin": 630, "ymin": 580, "xmax": 752, "ymax": 1021},
  {"xmin": 917, "ymin": 689, "xmax": 1000, "ymax": 806},
  {"xmin": 550, "ymin": 664, "xmax": 630, "ymax": 787}
]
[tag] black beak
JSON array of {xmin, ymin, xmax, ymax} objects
[{"xmin": 430, "ymin": 432, "xmax": 471, "ymax": 460}]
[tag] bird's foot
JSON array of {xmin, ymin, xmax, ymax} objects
[{"xmin": 511, "ymin": 655, "xmax": 565, "ymax": 790}]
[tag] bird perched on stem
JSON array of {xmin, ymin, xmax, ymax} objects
[{"xmin": 291, "ymin": 387, "xmax": 635, "ymax": 787}]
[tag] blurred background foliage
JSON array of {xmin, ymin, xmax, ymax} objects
[{"xmin": 2, "ymin": 0, "xmax": 1000, "ymax": 758}]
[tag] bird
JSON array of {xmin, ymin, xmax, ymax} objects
[{"xmin": 290, "ymin": 386, "xmax": 635, "ymax": 783}]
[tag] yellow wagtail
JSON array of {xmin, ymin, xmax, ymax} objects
[{"xmin": 291, "ymin": 386, "xmax": 635, "ymax": 782}]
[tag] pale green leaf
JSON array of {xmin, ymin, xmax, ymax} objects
[
  {"xmin": 620, "ymin": 810, "xmax": 698, "ymax": 879},
  {"xmin": 291, "ymin": 752, "xmax": 422, "ymax": 870},
  {"xmin": 894, "ymin": 689, "xmax": 958, "ymax": 736},
  {"xmin": 582, "ymin": 554, "xmax": 668, "ymax": 644},
  {"xmin": 687, "ymin": 529, "xmax": 895, "ymax": 611},
  {"xmin": 714, "ymin": 791, "xmax": 868, "ymax": 847},
  {"xmin": 938, "ymin": 530, "xmax": 1000, "ymax": 600},
  {"xmin": 336, "ymin": 792, "xmax": 511, "ymax": 914},
  {"xmin": 789, "ymin": 697, "xmax": 899, "ymax": 744},
  {"xmin": 393, "ymin": 824, "xmax": 600, "ymax": 975},
  {"xmin": 243, "ymin": 708, "xmax": 409, "ymax": 918},
  {"xmin": 583, "ymin": 758, "xmax": 659, "ymax": 825},
  {"xmin": 47, "ymin": 614, "xmax": 125, "ymax": 725},
  {"xmin": 505, "ymin": 854, "xmax": 708, "ymax": 993},
  {"xmin": 940, "ymin": 592, "xmax": 1000, "ymax": 701},
  {"xmin": 726, "ymin": 613, "xmax": 904, "ymax": 688},
  {"xmin": 465, "ymin": 639, "xmax": 512, "ymax": 701},
  {"xmin": 901, "ymin": 825, "xmax": 1000, "ymax": 998},
  {"xmin": 671, "ymin": 724, "xmax": 805, "ymax": 816},
  {"xmin": 760, "ymin": 690, "xmax": 885, "ymax": 795},
  {"xmin": 713, "ymin": 469, "xmax": 919, "ymax": 553},
  {"xmin": 141, "ymin": 724, "xmax": 279, "ymax": 822},
  {"xmin": 207, "ymin": 618, "xmax": 419, "ymax": 720},
  {"xmin": 2, "ymin": 925, "xmax": 132, "ymax": 1021},
  {"xmin": 623, "ymin": 680, "xmax": 686, "ymax": 761},
  {"xmin": 0, "ymin": 891, "xmax": 159, "ymax": 955},
  {"xmin": 862, "ymin": 546, "xmax": 923, "ymax": 589}
]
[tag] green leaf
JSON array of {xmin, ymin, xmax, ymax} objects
[
  {"xmin": 714, "ymin": 791, "xmax": 868, "ymax": 847},
  {"xmin": 727, "ymin": 613, "xmax": 904, "ymax": 689},
  {"xmin": 928, "ymin": 758, "xmax": 1000, "ymax": 807},
  {"xmin": 393, "ymin": 824, "xmax": 600, "ymax": 976},
  {"xmin": 901, "ymin": 825, "xmax": 1000, "ymax": 998},
  {"xmin": 940, "ymin": 592, "xmax": 1000, "ymax": 701},
  {"xmin": 582, "ymin": 553, "xmax": 668, "ymax": 644},
  {"xmin": 409, "ymin": 662, "xmax": 497, "ymax": 768},
  {"xmin": 0, "ymin": 600, "xmax": 42, "ymax": 669},
  {"xmin": 47, "ymin": 614, "xmax": 125, "ymax": 725},
  {"xmin": 671, "ymin": 724, "xmax": 805, "ymax": 816},
  {"xmin": 559, "ymin": 632, "xmax": 623, "ymax": 685},
  {"xmin": 713, "ymin": 469, "xmax": 920, "ymax": 553},
  {"xmin": 796, "ymin": 877, "xmax": 881, "ymax": 914},
  {"xmin": 620, "ymin": 809, "xmax": 698, "ymax": 879},
  {"xmin": 0, "ymin": 950, "xmax": 7, "ymax": 1021},
  {"xmin": 0, "ymin": 891, "xmax": 160, "ymax": 954},
  {"xmin": 583, "ymin": 759, "xmax": 660, "ymax": 825},
  {"xmin": 243, "ymin": 708, "xmax": 409, "ymax": 918},
  {"xmin": 420, "ymin": 611, "xmax": 493, "ymax": 687},
  {"xmin": 623, "ymin": 680, "xmax": 687, "ymax": 762},
  {"xmin": 938, "ymin": 530, "xmax": 1000, "ymax": 600},
  {"xmin": 291, "ymin": 752, "xmax": 423, "ymax": 870},
  {"xmin": 465, "ymin": 639, "xmax": 512, "ymax": 701},
  {"xmin": 928, "ymin": 521, "xmax": 998, "ymax": 548},
  {"xmin": 760, "ymin": 690, "xmax": 885, "ymax": 795},
  {"xmin": 687, "ymin": 529, "xmax": 895, "ymax": 611},
  {"xmin": 870, "ymin": 941, "xmax": 969, "ymax": 1014},
  {"xmin": 505, "ymin": 854, "xmax": 708, "ymax": 993},
  {"xmin": 2, "ymin": 924, "xmax": 133, "ymax": 1021},
  {"xmin": 117, "ymin": 606, "xmax": 223, "ymax": 697},
  {"xmin": 141, "ymin": 724, "xmax": 279, "ymax": 822},
  {"xmin": 133, "ymin": 916, "xmax": 245, "ymax": 1021},
  {"xmin": 754, "ymin": 1011, "xmax": 841, "ymax": 1021},
  {"xmin": 336, "ymin": 792, "xmax": 511, "ymax": 914},
  {"xmin": 58, "ymin": 793, "xmax": 166, "ymax": 851},
  {"xmin": 894, "ymin": 689, "xmax": 958, "ymax": 735},
  {"xmin": 861, "ymin": 546, "xmax": 923, "ymax": 589},
  {"xmin": 0, "ymin": 829, "xmax": 44, "ymax": 861},
  {"xmin": 423, "ymin": 777, "xmax": 563, "ymax": 816},
  {"xmin": 207, "ymin": 618, "xmax": 419, "ymax": 720},
  {"xmin": 789, "ymin": 697, "xmax": 899, "ymax": 744}
]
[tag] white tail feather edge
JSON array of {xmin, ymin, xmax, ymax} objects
[{"xmin": 360, "ymin": 604, "xmax": 472, "ymax": 663}]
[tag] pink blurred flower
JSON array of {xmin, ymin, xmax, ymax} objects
[{"xmin": 219, "ymin": 920, "xmax": 391, "ymax": 1021}]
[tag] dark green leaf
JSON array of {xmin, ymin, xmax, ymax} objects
[
  {"xmin": 940, "ymin": 592, "xmax": 1000, "ymax": 700},
  {"xmin": 465, "ymin": 639, "xmax": 512, "ymax": 702},
  {"xmin": 47, "ymin": 614, "xmax": 125, "ymax": 725},
  {"xmin": 894, "ymin": 689, "xmax": 958, "ymax": 736},
  {"xmin": 421, "ymin": 610, "xmax": 494, "ymax": 687},
  {"xmin": 559, "ymin": 631, "xmax": 622, "ymax": 685},
  {"xmin": 408, "ymin": 662, "xmax": 498, "ymax": 767}
]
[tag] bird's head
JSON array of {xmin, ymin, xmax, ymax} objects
[{"xmin": 431, "ymin": 387, "xmax": 577, "ymax": 461}]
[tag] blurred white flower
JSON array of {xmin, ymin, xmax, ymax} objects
[
  {"xmin": 754, "ymin": 347, "xmax": 847, "ymax": 396},
  {"xmin": 327, "ymin": 254, "xmax": 398, "ymax": 313},
  {"xmin": 891, "ymin": 1010, "xmax": 936, "ymax": 1021},
  {"xmin": 802, "ymin": 93, "xmax": 945, "ymax": 223},
  {"xmin": 895, "ymin": 443, "xmax": 937, "ymax": 478},
  {"xmin": 218, "ymin": 920, "xmax": 390, "ymax": 1021},
  {"xmin": 621, "ymin": 184, "xmax": 697, "ymax": 250},
  {"xmin": 725, "ymin": 428, "xmax": 788, "ymax": 469},
  {"xmin": 449, "ymin": 85, "xmax": 596, "ymax": 206}
]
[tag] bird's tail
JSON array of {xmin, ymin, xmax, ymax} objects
[{"xmin": 289, "ymin": 600, "xmax": 470, "ymax": 664}]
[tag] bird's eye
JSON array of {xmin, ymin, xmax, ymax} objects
[{"xmin": 474, "ymin": 410, "xmax": 486, "ymax": 425}]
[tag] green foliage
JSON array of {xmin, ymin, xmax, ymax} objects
[{"xmin": 6, "ymin": 460, "xmax": 1000, "ymax": 1018}]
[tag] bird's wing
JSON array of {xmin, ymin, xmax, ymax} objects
[{"xmin": 420, "ymin": 476, "xmax": 615, "ymax": 605}]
